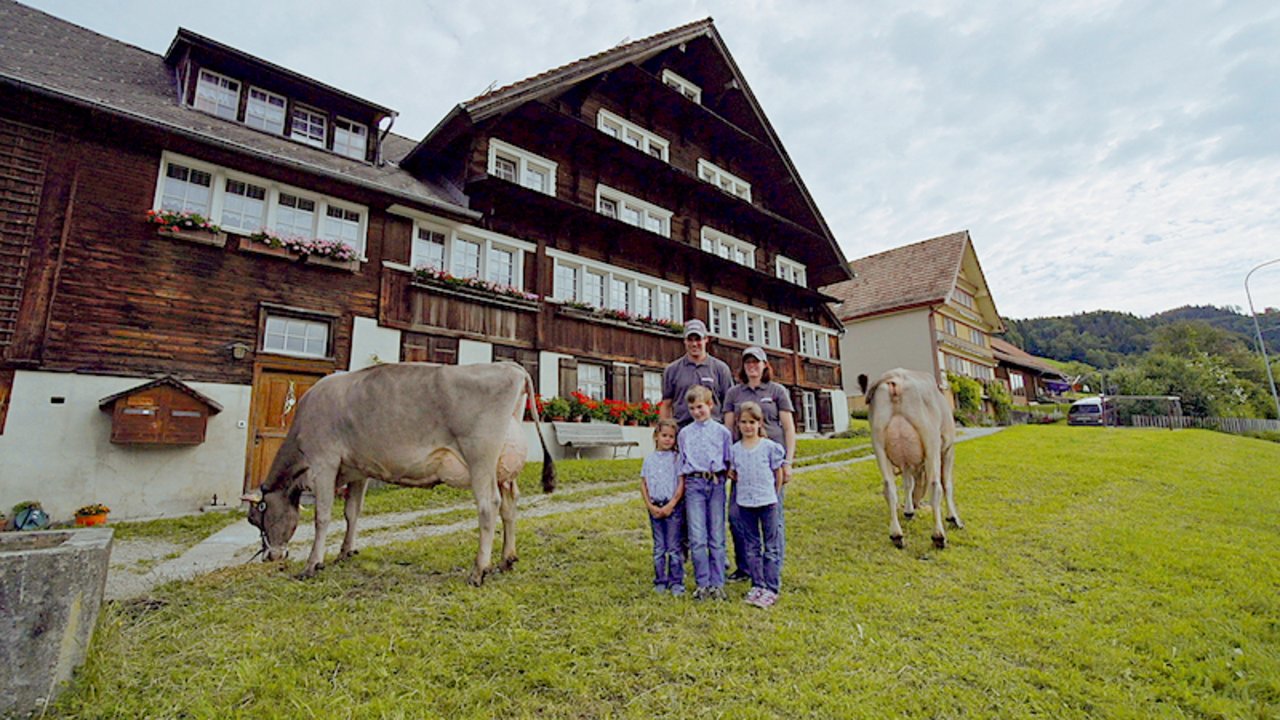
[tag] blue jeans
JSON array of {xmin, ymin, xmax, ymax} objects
[
  {"xmin": 649, "ymin": 500, "xmax": 685, "ymax": 590},
  {"xmin": 731, "ymin": 483, "xmax": 785, "ymax": 574},
  {"xmin": 738, "ymin": 502, "xmax": 781, "ymax": 593},
  {"xmin": 684, "ymin": 475, "xmax": 727, "ymax": 588}
]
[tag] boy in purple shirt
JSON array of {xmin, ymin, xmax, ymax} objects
[{"xmin": 677, "ymin": 385, "xmax": 733, "ymax": 601}]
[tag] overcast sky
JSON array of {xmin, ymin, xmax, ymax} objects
[{"xmin": 22, "ymin": 0, "xmax": 1280, "ymax": 320}]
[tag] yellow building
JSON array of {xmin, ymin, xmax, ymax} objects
[{"xmin": 822, "ymin": 230, "xmax": 1005, "ymax": 409}]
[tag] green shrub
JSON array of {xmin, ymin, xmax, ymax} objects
[
  {"xmin": 986, "ymin": 379, "xmax": 1013, "ymax": 425},
  {"xmin": 947, "ymin": 372, "xmax": 983, "ymax": 415}
]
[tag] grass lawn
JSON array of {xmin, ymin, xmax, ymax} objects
[{"xmin": 60, "ymin": 426, "xmax": 1279, "ymax": 718}]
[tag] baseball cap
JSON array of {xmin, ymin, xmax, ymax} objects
[
  {"xmin": 742, "ymin": 346, "xmax": 767, "ymax": 362},
  {"xmin": 684, "ymin": 319, "xmax": 708, "ymax": 338}
]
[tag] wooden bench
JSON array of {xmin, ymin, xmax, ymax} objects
[{"xmin": 552, "ymin": 421, "xmax": 640, "ymax": 460}]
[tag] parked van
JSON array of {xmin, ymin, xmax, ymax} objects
[{"xmin": 1068, "ymin": 397, "xmax": 1115, "ymax": 426}]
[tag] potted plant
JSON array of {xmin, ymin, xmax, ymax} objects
[
  {"xmin": 74, "ymin": 503, "xmax": 110, "ymax": 527},
  {"xmin": 543, "ymin": 396, "xmax": 571, "ymax": 422},
  {"xmin": 8, "ymin": 500, "xmax": 49, "ymax": 531},
  {"xmin": 144, "ymin": 209, "xmax": 226, "ymax": 247},
  {"xmin": 568, "ymin": 391, "xmax": 592, "ymax": 422}
]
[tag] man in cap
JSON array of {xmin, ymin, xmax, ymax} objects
[{"xmin": 659, "ymin": 319, "xmax": 735, "ymax": 427}]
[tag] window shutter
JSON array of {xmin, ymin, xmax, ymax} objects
[
  {"xmin": 558, "ymin": 357, "xmax": 578, "ymax": 398},
  {"xmin": 818, "ymin": 391, "xmax": 835, "ymax": 433},
  {"xmin": 629, "ymin": 367, "xmax": 645, "ymax": 404},
  {"xmin": 610, "ymin": 364, "xmax": 628, "ymax": 401}
]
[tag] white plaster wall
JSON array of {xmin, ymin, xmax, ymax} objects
[
  {"xmin": 349, "ymin": 316, "xmax": 401, "ymax": 371},
  {"xmin": 839, "ymin": 309, "xmax": 936, "ymax": 397},
  {"xmin": 539, "ymin": 351, "xmax": 573, "ymax": 397},
  {"xmin": 0, "ymin": 371, "xmax": 252, "ymax": 522},
  {"xmin": 457, "ymin": 339, "xmax": 493, "ymax": 365}
]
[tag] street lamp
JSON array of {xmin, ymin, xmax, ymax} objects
[{"xmin": 1245, "ymin": 258, "xmax": 1280, "ymax": 420}]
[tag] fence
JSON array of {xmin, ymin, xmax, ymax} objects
[{"xmin": 1129, "ymin": 415, "xmax": 1280, "ymax": 434}]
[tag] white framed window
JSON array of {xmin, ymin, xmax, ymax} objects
[
  {"xmin": 275, "ymin": 193, "xmax": 316, "ymax": 237},
  {"xmin": 452, "ymin": 237, "xmax": 482, "ymax": 279},
  {"xmin": 333, "ymin": 118, "xmax": 368, "ymax": 161},
  {"xmin": 159, "ymin": 162, "xmax": 213, "ymax": 214},
  {"xmin": 220, "ymin": 178, "xmax": 267, "ymax": 232},
  {"xmin": 702, "ymin": 292, "xmax": 787, "ymax": 349},
  {"xmin": 596, "ymin": 184, "xmax": 671, "ymax": 238},
  {"xmin": 597, "ymin": 109, "xmax": 669, "ymax": 161},
  {"xmin": 245, "ymin": 87, "xmax": 286, "ymax": 134},
  {"xmin": 797, "ymin": 320, "xmax": 838, "ymax": 360},
  {"xmin": 547, "ymin": 249, "xmax": 686, "ymax": 322},
  {"xmin": 697, "ymin": 159, "xmax": 751, "ymax": 201},
  {"xmin": 699, "ymin": 227, "xmax": 755, "ymax": 269},
  {"xmin": 643, "ymin": 371, "xmax": 663, "ymax": 403},
  {"xmin": 661, "ymin": 69, "xmax": 702, "ymax": 104},
  {"xmin": 942, "ymin": 317, "xmax": 958, "ymax": 336},
  {"xmin": 405, "ymin": 215, "xmax": 534, "ymax": 290},
  {"xmin": 579, "ymin": 364, "xmax": 607, "ymax": 401},
  {"xmin": 489, "ymin": 246, "xmax": 515, "ymax": 287},
  {"xmin": 290, "ymin": 106, "xmax": 327, "ymax": 148},
  {"xmin": 801, "ymin": 391, "xmax": 817, "ymax": 433},
  {"xmin": 194, "ymin": 69, "xmax": 240, "ymax": 121},
  {"xmin": 954, "ymin": 288, "xmax": 976, "ymax": 310},
  {"xmin": 1011, "ymin": 373, "xmax": 1026, "ymax": 396},
  {"xmin": 414, "ymin": 227, "xmax": 446, "ymax": 271},
  {"xmin": 488, "ymin": 139, "xmax": 557, "ymax": 196},
  {"xmin": 968, "ymin": 327, "xmax": 984, "ymax": 345},
  {"xmin": 154, "ymin": 153, "xmax": 368, "ymax": 259},
  {"xmin": 775, "ymin": 255, "xmax": 808, "ymax": 287},
  {"xmin": 263, "ymin": 314, "xmax": 330, "ymax": 359}
]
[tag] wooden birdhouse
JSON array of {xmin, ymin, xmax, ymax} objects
[{"xmin": 99, "ymin": 377, "xmax": 223, "ymax": 445}]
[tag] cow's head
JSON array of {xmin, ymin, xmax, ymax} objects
[{"xmin": 242, "ymin": 487, "xmax": 300, "ymax": 561}]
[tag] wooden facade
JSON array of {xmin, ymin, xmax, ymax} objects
[{"xmin": 0, "ymin": 4, "xmax": 853, "ymax": 515}]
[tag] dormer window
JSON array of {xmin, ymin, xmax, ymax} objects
[
  {"xmin": 487, "ymin": 139, "xmax": 557, "ymax": 196},
  {"xmin": 246, "ymin": 87, "xmax": 287, "ymax": 134},
  {"xmin": 194, "ymin": 69, "xmax": 240, "ymax": 120},
  {"xmin": 700, "ymin": 227, "xmax": 755, "ymax": 268},
  {"xmin": 596, "ymin": 184, "xmax": 671, "ymax": 237},
  {"xmin": 661, "ymin": 69, "xmax": 701, "ymax": 104},
  {"xmin": 333, "ymin": 118, "xmax": 368, "ymax": 161},
  {"xmin": 290, "ymin": 106, "xmax": 327, "ymax": 148},
  {"xmin": 776, "ymin": 254, "xmax": 807, "ymax": 286}
]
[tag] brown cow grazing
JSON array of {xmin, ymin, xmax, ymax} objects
[
  {"xmin": 859, "ymin": 369, "xmax": 962, "ymax": 549},
  {"xmin": 242, "ymin": 362, "xmax": 555, "ymax": 585}
]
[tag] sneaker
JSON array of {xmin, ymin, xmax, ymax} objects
[
  {"xmin": 669, "ymin": 585, "xmax": 686, "ymax": 597},
  {"xmin": 653, "ymin": 585, "xmax": 667, "ymax": 595},
  {"xmin": 755, "ymin": 590, "xmax": 778, "ymax": 608},
  {"xmin": 692, "ymin": 586, "xmax": 709, "ymax": 601},
  {"xmin": 727, "ymin": 569, "xmax": 751, "ymax": 582},
  {"xmin": 708, "ymin": 586, "xmax": 728, "ymax": 601},
  {"xmin": 743, "ymin": 587, "xmax": 764, "ymax": 604}
]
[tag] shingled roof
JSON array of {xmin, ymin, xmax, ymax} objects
[
  {"xmin": 990, "ymin": 337, "xmax": 1066, "ymax": 378},
  {"xmin": 824, "ymin": 231, "xmax": 974, "ymax": 322},
  {"xmin": 0, "ymin": 0, "xmax": 474, "ymax": 219}
]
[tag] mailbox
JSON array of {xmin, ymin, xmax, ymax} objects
[{"xmin": 99, "ymin": 377, "xmax": 222, "ymax": 445}]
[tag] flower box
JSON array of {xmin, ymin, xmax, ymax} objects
[
  {"xmin": 239, "ymin": 238, "xmax": 301, "ymax": 262},
  {"xmin": 157, "ymin": 226, "xmax": 227, "ymax": 248},
  {"xmin": 555, "ymin": 305, "xmax": 683, "ymax": 337},
  {"xmin": 412, "ymin": 279, "xmax": 541, "ymax": 312},
  {"xmin": 304, "ymin": 254, "xmax": 360, "ymax": 272}
]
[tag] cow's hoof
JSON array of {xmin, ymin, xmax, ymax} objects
[
  {"xmin": 932, "ymin": 534, "xmax": 947, "ymax": 549},
  {"xmin": 497, "ymin": 556, "xmax": 518, "ymax": 573},
  {"xmin": 947, "ymin": 516, "xmax": 963, "ymax": 529},
  {"xmin": 297, "ymin": 563, "xmax": 323, "ymax": 579},
  {"xmin": 891, "ymin": 535, "xmax": 904, "ymax": 549},
  {"xmin": 336, "ymin": 549, "xmax": 359, "ymax": 562},
  {"xmin": 903, "ymin": 511, "xmax": 915, "ymax": 520},
  {"xmin": 467, "ymin": 568, "xmax": 490, "ymax": 587}
]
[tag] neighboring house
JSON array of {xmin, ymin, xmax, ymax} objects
[
  {"xmin": 822, "ymin": 230, "xmax": 1005, "ymax": 409},
  {"xmin": 0, "ymin": 3, "xmax": 851, "ymax": 519},
  {"xmin": 990, "ymin": 338, "xmax": 1069, "ymax": 404}
]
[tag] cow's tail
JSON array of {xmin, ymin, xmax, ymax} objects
[{"xmin": 522, "ymin": 370, "xmax": 557, "ymax": 493}]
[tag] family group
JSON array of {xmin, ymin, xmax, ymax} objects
[{"xmin": 640, "ymin": 319, "xmax": 797, "ymax": 608}]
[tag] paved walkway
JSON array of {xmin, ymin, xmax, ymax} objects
[{"xmin": 105, "ymin": 427, "xmax": 1002, "ymax": 600}]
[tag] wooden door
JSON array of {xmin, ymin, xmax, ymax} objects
[{"xmin": 245, "ymin": 368, "xmax": 327, "ymax": 490}]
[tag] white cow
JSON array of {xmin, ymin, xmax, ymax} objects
[
  {"xmin": 243, "ymin": 362, "xmax": 555, "ymax": 584},
  {"xmin": 859, "ymin": 369, "xmax": 962, "ymax": 549}
]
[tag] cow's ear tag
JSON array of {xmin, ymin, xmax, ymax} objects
[{"xmin": 257, "ymin": 502, "xmax": 267, "ymax": 512}]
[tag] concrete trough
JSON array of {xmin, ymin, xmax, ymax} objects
[{"xmin": 0, "ymin": 528, "xmax": 113, "ymax": 717}]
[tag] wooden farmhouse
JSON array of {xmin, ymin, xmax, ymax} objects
[
  {"xmin": 822, "ymin": 230, "xmax": 1005, "ymax": 411},
  {"xmin": 0, "ymin": 2, "xmax": 852, "ymax": 519}
]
